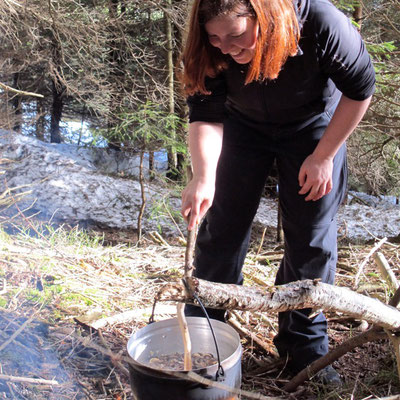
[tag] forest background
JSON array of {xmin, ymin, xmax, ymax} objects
[{"xmin": 0, "ymin": 0, "xmax": 399, "ymax": 198}]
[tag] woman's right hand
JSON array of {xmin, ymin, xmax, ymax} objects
[{"xmin": 181, "ymin": 176, "xmax": 215, "ymax": 231}]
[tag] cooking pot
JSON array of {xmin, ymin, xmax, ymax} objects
[{"xmin": 127, "ymin": 316, "xmax": 242, "ymax": 400}]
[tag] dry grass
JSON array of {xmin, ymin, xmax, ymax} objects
[{"xmin": 0, "ymin": 222, "xmax": 399, "ymax": 399}]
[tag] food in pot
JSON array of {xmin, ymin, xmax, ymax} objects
[{"xmin": 147, "ymin": 352, "xmax": 217, "ymax": 370}]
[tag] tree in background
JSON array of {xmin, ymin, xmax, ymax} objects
[
  {"xmin": 106, "ymin": 100, "xmax": 187, "ymax": 239},
  {"xmin": 0, "ymin": 0, "xmax": 398, "ymax": 196},
  {"xmin": 343, "ymin": 0, "xmax": 400, "ymax": 198},
  {"xmin": 0, "ymin": 0, "xmax": 187, "ymax": 146}
]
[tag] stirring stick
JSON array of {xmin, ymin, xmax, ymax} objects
[{"xmin": 177, "ymin": 226, "xmax": 197, "ymax": 370}]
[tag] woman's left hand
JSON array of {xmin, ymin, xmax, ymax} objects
[{"xmin": 298, "ymin": 154, "xmax": 333, "ymax": 201}]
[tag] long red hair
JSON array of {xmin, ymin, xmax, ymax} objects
[{"xmin": 181, "ymin": 0, "xmax": 300, "ymax": 95}]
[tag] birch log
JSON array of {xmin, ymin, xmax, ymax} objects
[{"xmin": 160, "ymin": 278, "xmax": 400, "ymax": 331}]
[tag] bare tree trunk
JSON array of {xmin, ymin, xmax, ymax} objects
[
  {"xmin": 48, "ymin": 1, "xmax": 65, "ymax": 144},
  {"xmin": 35, "ymin": 98, "xmax": 45, "ymax": 141},
  {"xmin": 50, "ymin": 77, "xmax": 63, "ymax": 143},
  {"xmin": 107, "ymin": 0, "xmax": 126, "ymax": 151},
  {"xmin": 148, "ymin": 151, "xmax": 155, "ymax": 181},
  {"xmin": 159, "ymin": 278, "xmax": 400, "ymax": 331},
  {"xmin": 77, "ymin": 106, "xmax": 86, "ymax": 146},
  {"xmin": 12, "ymin": 73, "xmax": 22, "ymax": 133},
  {"xmin": 353, "ymin": 4, "xmax": 363, "ymax": 29},
  {"xmin": 165, "ymin": 0, "xmax": 178, "ymax": 180},
  {"xmin": 137, "ymin": 150, "xmax": 146, "ymax": 243}
]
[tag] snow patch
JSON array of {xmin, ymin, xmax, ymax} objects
[{"xmin": 0, "ymin": 130, "xmax": 399, "ymax": 242}]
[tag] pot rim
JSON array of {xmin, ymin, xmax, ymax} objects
[{"xmin": 127, "ymin": 316, "xmax": 242, "ymax": 374}]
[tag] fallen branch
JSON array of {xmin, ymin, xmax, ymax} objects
[
  {"xmin": 91, "ymin": 305, "xmax": 176, "ymax": 329},
  {"xmin": 149, "ymin": 231, "xmax": 169, "ymax": 247},
  {"xmin": 284, "ymin": 284, "xmax": 400, "ymax": 391},
  {"xmin": 0, "ymin": 374, "xmax": 59, "ymax": 386},
  {"xmin": 283, "ymin": 329, "xmax": 387, "ymax": 392},
  {"xmin": 159, "ymin": 278, "xmax": 400, "ymax": 331},
  {"xmin": 0, "ymin": 81, "xmax": 44, "ymax": 98},
  {"xmin": 374, "ymin": 251, "xmax": 399, "ymax": 292},
  {"xmin": 72, "ymin": 333, "xmax": 130, "ymax": 378},
  {"xmin": 353, "ymin": 237, "xmax": 387, "ymax": 288},
  {"xmin": 0, "ymin": 314, "xmax": 35, "ymax": 352},
  {"xmin": 170, "ymin": 370, "xmax": 284, "ymax": 400},
  {"xmin": 385, "ymin": 329, "xmax": 400, "ymax": 380},
  {"xmin": 227, "ymin": 313, "xmax": 279, "ymax": 359},
  {"xmin": 98, "ymin": 329, "xmax": 129, "ymax": 377}
]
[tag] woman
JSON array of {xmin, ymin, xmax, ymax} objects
[{"xmin": 180, "ymin": 0, "xmax": 375, "ymax": 382}]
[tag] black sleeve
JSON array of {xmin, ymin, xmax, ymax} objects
[
  {"xmin": 311, "ymin": 0, "xmax": 375, "ymax": 100},
  {"xmin": 187, "ymin": 73, "xmax": 227, "ymax": 123}
]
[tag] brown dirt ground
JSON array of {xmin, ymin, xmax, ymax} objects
[{"xmin": 0, "ymin": 224, "xmax": 399, "ymax": 400}]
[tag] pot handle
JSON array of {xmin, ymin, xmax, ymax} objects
[
  {"xmin": 183, "ymin": 278, "xmax": 225, "ymax": 381},
  {"xmin": 149, "ymin": 278, "xmax": 225, "ymax": 382}
]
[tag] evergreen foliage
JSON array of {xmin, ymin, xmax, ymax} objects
[{"xmin": 0, "ymin": 0, "xmax": 399, "ymax": 194}]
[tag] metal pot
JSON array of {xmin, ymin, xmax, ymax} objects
[{"xmin": 127, "ymin": 316, "xmax": 242, "ymax": 400}]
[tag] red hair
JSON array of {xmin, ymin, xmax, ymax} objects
[{"xmin": 180, "ymin": 0, "xmax": 300, "ymax": 95}]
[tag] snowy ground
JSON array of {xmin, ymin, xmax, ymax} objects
[
  {"xmin": 1, "ymin": 130, "xmax": 399, "ymax": 242},
  {"xmin": 255, "ymin": 193, "xmax": 400, "ymax": 242}
]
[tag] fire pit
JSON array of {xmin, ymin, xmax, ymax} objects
[{"xmin": 127, "ymin": 316, "xmax": 242, "ymax": 400}]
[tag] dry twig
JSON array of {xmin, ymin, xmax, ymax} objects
[
  {"xmin": 0, "ymin": 313, "xmax": 36, "ymax": 352},
  {"xmin": 353, "ymin": 237, "xmax": 388, "ymax": 288},
  {"xmin": 0, "ymin": 374, "xmax": 59, "ymax": 385},
  {"xmin": 227, "ymin": 312, "xmax": 279, "ymax": 359},
  {"xmin": 374, "ymin": 251, "xmax": 399, "ymax": 292}
]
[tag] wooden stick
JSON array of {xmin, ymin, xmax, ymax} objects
[
  {"xmin": 0, "ymin": 81, "xmax": 44, "ymax": 98},
  {"xmin": 177, "ymin": 226, "xmax": 197, "ymax": 370},
  {"xmin": 283, "ymin": 329, "xmax": 387, "ymax": 392},
  {"xmin": 374, "ymin": 251, "xmax": 399, "ymax": 292},
  {"xmin": 98, "ymin": 329, "xmax": 130, "ymax": 377},
  {"xmin": 373, "ymin": 252, "xmax": 400, "ymax": 379},
  {"xmin": 227, "ymin": 313, "xmax": 279, "ymax": 359},
  {"xmin": 0, "ymin": 314, "xmax": 34, "ymax": 352},
  {"xmin": 0, "ymin": 374, "xmax": 59, "ymax": 385},
  {"xmin": 385, "ymin": 329, "xmax": 400, "ymax": 380},
  {"xmin": 353, "ymin": 237, "xmax": 387, "ymax": 288},
  {"xmin": 169, "ymin": 370, "xmax": 284, "ymax": 400},
  {"xmin": 284, "ymin": 285, "xmax": 400, "ymax": 392},
  {"xmin": 177, "ymin": 303, "xmax": 192, "ymax": 370}
]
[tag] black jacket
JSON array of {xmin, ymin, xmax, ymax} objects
[{"xmin": 187, "ymin": 0, "xmax": 375, "ymax": 129}]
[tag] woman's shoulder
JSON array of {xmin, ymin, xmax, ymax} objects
[{"xmin": 306, "ymin": 0, "xmax": 351, "ymax": 28}]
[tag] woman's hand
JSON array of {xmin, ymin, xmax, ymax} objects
[
  {"xmin": 298, "ymin": 95, "xmax": 372, "ymax": 202},
  {"xmin": 298, "ymin": 154, "xmax": 333, "ymax": 201},
  {"xmin": 181, "ymin": 176, "xmax": 215, "ymax": 230}
]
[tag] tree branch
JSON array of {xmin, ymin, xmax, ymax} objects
[
  {"xmin": 159, "ymin": 278, "xmax": 400, "ymax": 331},
  {"xmin": 0, "ymin": 82, "xmax": 44, "ymax": 98}
]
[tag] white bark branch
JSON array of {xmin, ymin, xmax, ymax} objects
[
  {"xmin": 0, "ymin": 374, "xmax": 59, "ymax": 385},
  {"xmin": 160, "ymin": 278, "xmax": 400, "ymax": 331},
  {"xmin": 353, "ymin": 237, "xmax": 387, "ymax": 288},
  {"xmin": 0, "ymin": 81, "xmax": 44, "ymax": 98},
  {"xmin": 374, "ymin": 251, "xmax": 399, "ymax": 292}
]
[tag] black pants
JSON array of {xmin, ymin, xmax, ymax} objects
[{"xmin": 185, "ymin": 112, "xmax": 347, "ymax": 373}]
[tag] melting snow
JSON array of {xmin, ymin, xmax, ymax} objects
[{"xmin": 0, "ymin": 130, "xmax": 399, "ymax": 242}]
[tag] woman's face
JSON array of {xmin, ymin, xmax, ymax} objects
[{"xmin": 205, "ymin": 10, "xmax": 258, "ymax": 64}]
